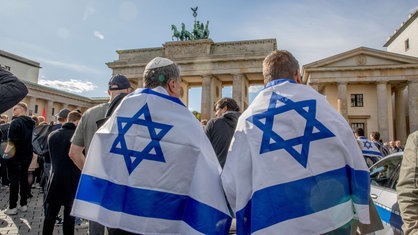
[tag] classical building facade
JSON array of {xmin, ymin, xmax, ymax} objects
[
  {"xmin": 303, "ymin": 47, "xmax": 418, "ymax": 143},
  {"xmin": 1, "ymin": 50, "xmax": 101, "ymax": 122},
  {"xmin": 106, "ymin": 39, "xmax": 276, "ymax": 120}
]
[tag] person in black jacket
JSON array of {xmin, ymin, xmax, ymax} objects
[
  {"xmin": 3, "ymin": 102, "xmax": 35, "ymax": 215},
  {"xmin": 43, "ymin": 110, "xmax": 82, "ymax": 235},
  {"xmin": 0, "ymin": 68, "xmax": 28, "ymax": 114},
  {"xmin": 0, "ymin": 114, "xmax": 11, "ymax": 188},
  {"xmin": 204, "ymin": 97, "xmax": 240, "ymax": 168}
]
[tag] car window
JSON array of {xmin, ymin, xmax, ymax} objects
[
  {"xmin": 388, "ymin": 163, "xmax": 402, "ymax": 190},
  {"xmin": 370, "ymin": 156, "xmax": 402, "ymax": 189},
  {"xmin": 365, "ymin": 156, "xmax": 380, "ymax": 168}
]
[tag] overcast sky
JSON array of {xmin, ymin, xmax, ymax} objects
[{"xmin": 1, "ymin": 1, "xmax": 417, "ymax": 111}]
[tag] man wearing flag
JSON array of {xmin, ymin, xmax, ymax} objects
[
  {"xmin": 221, "ymin": 50, "xmax": 371, "ymax": 234},
  {"xmin": 71, "ymin": 57, "xmax": 232, "ymax": 234},
  {"xmin": 355, "ymin": 127, "xmax": 382, "ymax": 167}
]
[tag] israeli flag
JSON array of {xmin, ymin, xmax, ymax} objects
[
  {"xmin": 221, "ymin": 79, "xmax": 370, "ymax": 234},
  {"xmin": 357, "ymin": 136, "xmax": 382, "ymax": 157},
  {"xmin": 72, "ymin": 87, "xmax": 232, "ymax": 235}
]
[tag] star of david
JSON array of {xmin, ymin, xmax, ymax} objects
[
  {"xmin": 363, "ymin": 140, "xmax": 373, "ymax": 149},
  {"xmin": 247, "ymin": 92, "xmax": 335, "ymax": 168},
  {"xmin": 110, "ymin": 103, "xmax": 173, "ymax": 174}
]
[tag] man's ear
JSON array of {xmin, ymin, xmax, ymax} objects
[
  {"xmin": 167, "ymin": 79, "xmax": 174, "ymax": 90},
  {"xmin": 166, "ymin": 79, "xmax": 178, "ymax": 96},
  {"xmin": 221, "ymin": 106, "xmax": 228, "ymax": 113},
  {"xmin": 294, "ymin": 70, "xmax": 302, "ymax": 84}
]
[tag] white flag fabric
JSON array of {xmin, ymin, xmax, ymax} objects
[
  {"xmin": 72, "ymin": 87, "xmax": 232, "ymax": 235},
  {"xmin": 357, "ymin": 136, "xmax": 382, "ymax": 157},
  {"xmin": 221, "ymin": 79, "xmax": 370, "ymax": 234}
]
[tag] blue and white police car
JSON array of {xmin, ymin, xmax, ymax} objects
[{"xmin": 369, "ymin": 152, "xmax": 404, "ymax": 234}]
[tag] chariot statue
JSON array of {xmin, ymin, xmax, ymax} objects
[{"xmin": 171, "ymin": 6, "xmax": 210, "ymax": 41}]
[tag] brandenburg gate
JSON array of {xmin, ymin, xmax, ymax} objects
[{"xmin": 106, "ymin": 38, "xmax": 276, "ymax": 119}]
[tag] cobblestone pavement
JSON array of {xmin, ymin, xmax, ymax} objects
[{"xmin": 0, "ymin": 186, "xmax": 88, "ymax": 235}]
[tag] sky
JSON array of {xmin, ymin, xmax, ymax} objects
[{"xmin": 1, "ymin": 0, "xmax": 417, "ymax": 112}]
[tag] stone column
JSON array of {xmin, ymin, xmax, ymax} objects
[
  {"xmin": 337, "ymin": 82, "xmax": 348, "ymax": 121},
  {"xmin": 180, "ymin": 80, "xmax": 189, "ymax": 106},
  {"xmin": 233, "ymin": 74, "xmax": 248, "ymax": 111},
  {"xmin": 212, "ymin": 78, "xmax": 222, "ymax": 116},
  {"xmin": 201, "ymin": 75, "xmax": 212, "ymax": 120},
  {"xmin": 46, "ymin": 100, "xmax": 54, "ymax": 123},
  {"xmin": 394, "ymin": 86, "xmax": 407, "ymax": 143},
  {"xmin": 309, "ymin": 83, "xmax": 319, "ymax": 92},
  {"xmin": 376, "ymin": 82, "xmax": 389, "ymax": 142},
  {"xmin": 137, "ymin": 75, "xmax": 144, "ymax": 89},
  {"xmin": 408, "ymin": 80, "xmax": 418, "ymax": 133},
  {"xmin": 28, "ymin": 96, "xmax": 36, "ymax": 115}
]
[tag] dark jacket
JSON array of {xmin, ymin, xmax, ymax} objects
[
  {"xmin": 45, "ymin": 122, "xmax": 80, "ymax": 206},
  {"xmin": 8, "ymin": 116, "xmax": 35, "ymax": 162},
  {"xmin": 0, "ymin": 123, "xmax": 10, "ymax": 142},
  {"xmin": 0, "ymin": 68, "xmax": 28, "ymax": 114},
  {"xmin": 204, "ymin": 111, "xmax": 240, "ymax": 168}
]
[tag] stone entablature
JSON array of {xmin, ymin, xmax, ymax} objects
[
  {"xmin": 107, "ymin": 38, "xmax": 277, "ymax": 119},
  {"xmin": 25, "ymin": 81, "xmax": 93, "ymax": 107}
]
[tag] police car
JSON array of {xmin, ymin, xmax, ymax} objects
[{"xmin": 369, "ymin": 152, "xmax": 403, "ymax": 234}]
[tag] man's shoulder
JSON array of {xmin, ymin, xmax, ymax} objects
[
  {"xmin": 0, "ymin": 123, "xmax": 9, "ymax": 130},
  {"xmin": 409, "ymin": 131, "xmax": 418, "ymax": 141},
  {"xmin": 82, "ymin": 103, "xmax": 109, "ymax": 119},
  {"xmin": 48, "ymin": 128, "xmax": 61, "ymax": 139},
  {"xmin": 85, "ymin": 103, "xmax": 109, "ymax": 113}
]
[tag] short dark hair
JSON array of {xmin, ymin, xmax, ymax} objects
[
  {"xmin": 16, "ymin": 102, "xmax": 28, "ymax": 112},
  {"xmin": 214, "ymin": 97, "xmax": 240, "ymax": 112},
  {"xmin": 355, "ymin": 128, "xmax": 365, "ymax": 137},
  {"xmin": 68, "ymin": 111, "xmax": 82, "ymax": 122},
  {"xmin": 370, "ymin": 131, "xmax": 380, "ymax": 141},
  {"xmin": 263, "ymin": 50, "xmax": 300, "ymax": 85},
  {"xmin": 31, "ymin": 115, "xmax": 39, "ymax": 125}
]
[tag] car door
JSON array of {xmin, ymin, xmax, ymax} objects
[{"xmin": 369, "ymin": 153, "xmax": 403, "ymax": 234}]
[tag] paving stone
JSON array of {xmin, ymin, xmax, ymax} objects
[{"xmin": 0, "ymin": 187, "xmax": 88, "ymax": 234}]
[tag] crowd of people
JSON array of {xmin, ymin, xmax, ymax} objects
[{"xmin": 0, "ymin": 50, "xmax": 417, "ymax": 235}]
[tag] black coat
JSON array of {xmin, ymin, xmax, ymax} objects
[
  {"xmin": 45, "ymin": 122, "xmax": 81, "ymax": 206},
  {"xmin": 0, "ymin": 68, "xmax": 28, "ymax": 114},
  {"xmin": 8, "ymin": 116, "xmax": 35, "ymax": 162},
  {"xmin": 204, "ymin": 111, "xmax": 240, "ymax": 168}
]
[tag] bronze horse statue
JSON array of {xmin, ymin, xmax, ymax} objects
[
  {"xmin": 181, "ymin": 23, "xmax": 194, "ymax": 40},
  {"xmin": 171, "ymin": 25, "xmax": 181, "ymax": 41}
]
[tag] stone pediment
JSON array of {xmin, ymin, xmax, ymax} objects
[{"xmin": 304, "ymin": 47, "xmax": 418, "ymax": 69}]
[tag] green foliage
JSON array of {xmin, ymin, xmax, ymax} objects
[{"xmin": 192, "ymin": 110, "xmax": 201, "ymax": 120}]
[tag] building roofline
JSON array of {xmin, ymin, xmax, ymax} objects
[
  {"xmin": 384, "ymin": 8, "xmax": 418, "ymax": 47},
  {"xmin": 0, "ymin": 50, "xmax": 41, "ymax": 68},
  {"xmin": 23, "ymin": 80, "xmax": 94, "ymax": 100}
]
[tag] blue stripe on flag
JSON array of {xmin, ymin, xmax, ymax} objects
[
  {"xmin": 236, "ymin": 165, "xmax": 369, "ymax": 234},
  {"xmin": 139, "ymin": 88, "xmax": 186, "ymax": 107},
  {"xmin": 76, "ymin": 174, "xmax": 231, "ymax": 235},
  {"xmin": 374, "ymin": 204, "xmax": 403, "ymax": 230},
  {"xmin": 362, "ymin": 150, "xmax": 381, "ymax": 156}
]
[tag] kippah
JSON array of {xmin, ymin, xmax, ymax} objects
[{"xmin": 145, "ymin": 57, "xmax": 174, "ymax": 70}]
